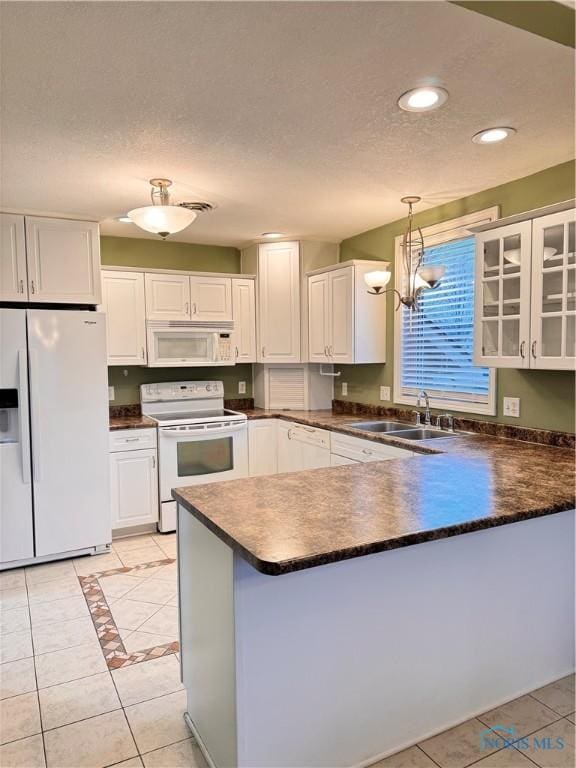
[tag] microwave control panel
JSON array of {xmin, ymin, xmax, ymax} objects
[{"xmin": 217, "ymin": 333, "xmax": 232, "ymax": 362}]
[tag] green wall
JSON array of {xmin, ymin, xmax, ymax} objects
[
  {"xmin": 108, "ymin": 364, "xmax": 253, "ymax": 405},
  {"xmin": 102, "ymin": 235, "xmax": 249, "ymax": 405},
  {"xmin": 338, "ymin": 161, "xmax": 576, "ymax": 432},
  {"xmin": 101, "ymin": 236, "xmax": 240, "ymax": 272}
]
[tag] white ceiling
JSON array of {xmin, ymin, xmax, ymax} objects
[{"xmin": 1, "ymin": 1, "xmax": 574, "ymax": 247}]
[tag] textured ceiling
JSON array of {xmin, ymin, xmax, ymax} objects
[{"xmin": 0, "ymin": 1, "xmax": 574, "ymax": 247}]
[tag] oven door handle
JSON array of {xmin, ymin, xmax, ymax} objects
[{"xmin": 160, "ymin": 423, "xmax": 247, "ymax": 437}]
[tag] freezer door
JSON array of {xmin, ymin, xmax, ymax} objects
[
  {"xmin": 0, "ymin": 309, "xmax": 34, "ymax": 564},
  {"xmin": 27, "ymin": 310, "xmax": 111, "ymax": 556}
]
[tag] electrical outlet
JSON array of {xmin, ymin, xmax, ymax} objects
[
  {"xmin": 238, "ymin": 381, "xmax": 246, "ymax": 395},
  {"xmin": 503, "ymin": 397, "xmax": 520, "ymax": 417},
  {"xmin": 108, "ymin": 386, "xmax": 115, "ymax": 401},
  {"xmin": 380, "ymin": 386, "xmax": 391, "ymax": 401},
  {"xmin": 341, "ymin": 382, "xmax": 348, "ymax": 396}
]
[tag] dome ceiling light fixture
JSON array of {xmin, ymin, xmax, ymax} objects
[
  {"xmin": 261, "ymin": 232, "xmax": 285, "ymax": 239},
  {"xmin": 472, "ymin": 127, "xmax": 517, "ymax": 144},
  {"xmin": 397, "ymin": 86, "xmax": 449, "ymax": 113},
  {"xmin": 127, "ymin": 179, "xmax": 212, "ymax": 239},
  {"xmin": 364, "ymin": 196, "xmax": 445, "ymax": 312}
]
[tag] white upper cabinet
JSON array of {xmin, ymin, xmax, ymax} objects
[
  {"xmin": 530, "ymin": 209, "xmax": 575, "ymax": 370},
  {"xmin": 101, "ymin": 271, "xmax": 147, "ymax": 365},
  {"xmin": 232, "ymin": 278, "xmax": 256, "ymax": 362},
  {"xmin": 474, "ymin": 221, "xmax": 532, "ymax": 368},
  {"xmin": 25, "ymin": 217, "xmax": 101, "ymax": 304},
  {"xmin": 145, "ymin": 273, "xmax": 191, "ymax": 320},
  {"xmin": 473, "ymin": 205, "xmax": 575, "ymax": 371},
  {"xmin": 307, "ymin": 261, "xmax": 386, "ymax": 364},
  {"xmin": 0, "ymin": 213, "xmax": 27, "ymax": 301},
  {"xmin": 258, "ymin": 241, "xmax": 301, "ymax": 362},
  {"xmin": 189, "ymin": 275, "xmax": 232, "ymax": 322}
]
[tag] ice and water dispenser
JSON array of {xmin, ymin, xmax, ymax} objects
[{"xmin": 0, "ymin": 389, "xmax": 19, "ymax": 444}]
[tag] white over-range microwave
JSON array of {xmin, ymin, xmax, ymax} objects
[{"xmin": 146, "ymin": 322, "xmax": 235, "ymax": 367}]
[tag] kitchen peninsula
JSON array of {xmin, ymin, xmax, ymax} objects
[{"xmin": 173, "ymin": 414, "xmax": 575, "ymax": 768}]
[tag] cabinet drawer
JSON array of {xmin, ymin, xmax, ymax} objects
[
  {"xmin": 330, "ymin": 432, "xmax": 411, "ymax": 462},
  {"xmin": 109, "ymin": 428, "xmax": 157, "ymax": 452},
  {"xmin": 285, "ymin": 422, "xmax": 331, "ymax": 449}
]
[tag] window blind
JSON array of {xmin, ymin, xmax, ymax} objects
[{"xmin": 400, "ymin": 236, "xmax": 491, "ymax": 405}]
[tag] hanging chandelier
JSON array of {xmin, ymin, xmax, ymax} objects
[
  {"xmin": 364, "ymin": 196, "xmax": 445, "ymax": 311},
  {"xmin": 127, "ymin": 179, "xmax": 211, "ymax": 239}
]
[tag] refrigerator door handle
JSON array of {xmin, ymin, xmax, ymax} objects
[
  {"xmin": 17, "ymin": 349, "xmax": 31, "ymax": 485},
  {"xmin": 28, "ymin": 349, "xmax": 42, "ymax": 482}
]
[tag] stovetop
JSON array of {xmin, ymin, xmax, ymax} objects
[{"xmin": 148, "ymin": 408, "xmax": 245, "ymax": 424}]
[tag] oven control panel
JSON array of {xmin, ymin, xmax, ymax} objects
[{"xmin": 141, "ymin": 381, "xmax": 225, "ymax": 402}]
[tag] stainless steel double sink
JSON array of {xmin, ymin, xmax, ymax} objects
[{"xmin": 346, "ymin": 420, "xmax": 461, "ymax": 441}]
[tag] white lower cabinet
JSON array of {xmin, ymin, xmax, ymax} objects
[
  {"xmin": 248, "ymin": 419, "xmax": 413, "ymax": 477},
  {"xmin": 248, "ymin": 419, "xmax": 279, "ymax": 476},
  {"xmin": 109, "ymin": 429, "xmax": 158, "ymax": 531},
  {"xmin": 330, "ymin": 431, "xmax": 413, "ymax": 463},
  {"xmin": 330, "ymin": 454, "xmax": 359, "ymax": 466}
]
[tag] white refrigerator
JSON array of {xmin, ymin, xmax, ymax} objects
[{"xmin": 0, "ymin": 308, "xmax": 111, "ymax": 566}]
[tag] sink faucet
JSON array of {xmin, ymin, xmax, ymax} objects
[{"xmin": 416, "ymin": 390, "xmax": 431, "ymax": 427}]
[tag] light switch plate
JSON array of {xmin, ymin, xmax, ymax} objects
[
  {"xmin": 341, "ymin": 382, "xmax": 348, "ymax": 396},
  {"xmin": 238, "ymin": 381, "xmax": 246, "ymax": 395},
  {"xmin": 380, "ymin": 386, "xmax": 391, "ymax": 401},
  {"xmin": 503, "ymin": 397, "xmax": 520, "ymax": 417},
  {"xmin": 108, "ymin": 386, "xmax": 115, "ymax": 401}
]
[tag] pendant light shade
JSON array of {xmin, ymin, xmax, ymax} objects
[
  {"xmin": 127, "ymin": 179, "xmax": 199, "ymax": 239},
  {"xmin": 127, "ymin": 205, "xmax": 197, "ymax": 238},
  {"xmin": 364, "ymin": 269, "xmax": 392, "ymax": 294}
]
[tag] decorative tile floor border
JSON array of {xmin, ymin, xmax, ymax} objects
[{"xmin": 79, "ymin": 558, "xmax": 179, "ymax": 670}]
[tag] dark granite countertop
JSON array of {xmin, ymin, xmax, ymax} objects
[
  {"xmin": 173, "ymin": 409, "xmax": 575, "ymax": 575},
  {"xmin": 109, "ymin": 414, "xmax": 157, "ymax": 431}
]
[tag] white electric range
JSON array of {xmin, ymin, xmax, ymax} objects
[{"xmin": 141, "ymin": 381, "xmax": 248, "ymax": 533}]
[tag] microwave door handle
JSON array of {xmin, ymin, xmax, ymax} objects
[
  {"xmin": 213, "ymin": 333, "xmax": 219, "ymax": 363},
  {"xmin": 17, "ymin": 349, "xmax": 31, "ymax": 485}
]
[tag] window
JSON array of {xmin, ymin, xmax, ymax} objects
[{"xmin": 394, "ymin": 210, "xmax": 497, "ymax": 415}]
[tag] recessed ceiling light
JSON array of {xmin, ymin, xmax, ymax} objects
[
  {"xmin": 397, "ymin": 86, "xmax": 448, "ymax": 112},
  {"xmin": 261, "ymin": 232, "xmax": 284, "ymax": 238},
  {"xmin": 117, "ymin": 216, "xmax": 132, "ymax": 223},
  {"xmin": 472, "ymin": 127, "xmax": 516, "ymax": 144}
]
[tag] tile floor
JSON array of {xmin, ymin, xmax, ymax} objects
[
  {"xmin": 1, "ymin": 532, "xmax": 574, "ymax": 768},
  {"xmin": 0, "ymin": 533, "xmax": 207, "ymax": 768}
]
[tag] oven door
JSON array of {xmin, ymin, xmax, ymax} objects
[
  {"xmin": 147, "ymin": 326, "xmax": 219, "ymax": 367},
  {"xmin": 158, "ymin": 421, "xmax": 249, "ymax": 501}
]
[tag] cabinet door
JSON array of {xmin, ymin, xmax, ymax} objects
[
  {"xmin": 258, "ymin": 242, "xmax": 301, "ymax": 362},
  {"xmin": 474, "ymin": 221, "xmax": 532, "ymax": 368},
  {"xmin": 190, "ymin": 276, "xmax": 232, "ymax": 322},
  {"xmin": 328, "ymin": 267, "xmax": 354, "ymax": 363},
  {"xmin": 145, "ymin": 273, "xmax": 191, "ymax": 320},
  {"xmin": 248, "ymin": 419, "xmax": 277, "ymax": 476},
  {"xmin": 25, "ymin": 217, "xmax": 101, "ymax": 304},
  {"xmin": 300, "ymin": 441, "xmax": 331, "ymax": 470},
  {"xmin": 109, "ymin": 448, "xmax": 158, "ymax": 531},
  {"xmin": 101, "ymin": 271, "xmax": 147, "ymax": 365},
  {"xmin": 0, "ymin": 213, "xmax": 28, "ymax": 300},
  {"xmin": 233, "ymin": 279, "xmax": 256, "ymax": 362},
  {"xmin": 530, "ymin": 210, "xmax": 575, "ymax": 370},
  {"xmin": 308, "ymin": 273, "xmax": 330, "ymax": 362}
]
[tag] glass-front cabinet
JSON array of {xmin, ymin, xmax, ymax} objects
[
  {"xmin": 474, "ymin": 206, "xmax": 575, "ymax": 370},
  {"xmin": 474, "ymin": 221, "xmax": 532, "ymax": 368},
  {"xmin": 530, "ymin": 209, "xmax": 575, "ymax": 370}
]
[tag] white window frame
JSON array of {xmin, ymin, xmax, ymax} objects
[{"xmin": 393, "ymin": 207, "xmax": 499, "ymax": 416}]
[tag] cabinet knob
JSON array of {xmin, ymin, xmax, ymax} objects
[
  {"xmin": 19, "ymin": 279, "xmax": 24, "ymax": 294},
  {"xmin": 30, "ymin": 281, "xmax": 35, "ymax": 294},
  {"xmin": 235, "ymin": 346, "xmax": 239, "ymax": 358},
  {"xmin": 141, "ymin": 346, "xmax": 145, "ymax": 360},
  {"xmin": 261, "ymin": 346, "xmax": 266, "ymax": 358}
]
